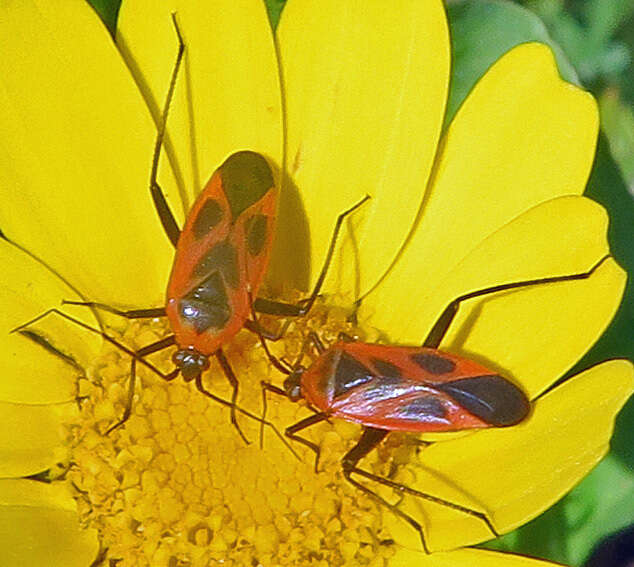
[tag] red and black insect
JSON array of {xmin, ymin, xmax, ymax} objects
[
  {"xmin": 14, "ymin": 15, "xmax": 367, "ymax": 441},
  {"xmin": 262, "ymin": 255, "xmax": 608, "ymax": 552}
]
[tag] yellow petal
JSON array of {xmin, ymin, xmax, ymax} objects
[
  {"xmin": 0, "ymin": 479, "xmax": 98, "ymax": 567},
  {"xmin": 391, "ymin": 547, "xmax": 564, "ymax": 566},
  {"xmin": 0, "ymin": 402, "xmax": 75, "ymax": 478},
  {"xmin": 382, "ymin": 359, "xmax": 633, "ymax": 551},
  {"xmin": 0, "ymin": 1, "xmax": 172, "ymax": 307},
  {"xmin": 272, "ymin": 0, "xmax": 450, "ymax": 298},
  {"xmin": 443, "ymin": 256, "xmax": 624, "ymax": 398},
  {"xmin": 364, "ymin": 42, "xmax": 599, "ymax": 328},
  {"xmin": 0, "ymin": 240, "xmax": 100, "ymax": 404},
  {"xmin": 117, "ymin": 0, "xmax": 283, "ymax": 216},
  {"xmin": 363, "ymin": 196, "xmax": 623, "ymax": 396}
]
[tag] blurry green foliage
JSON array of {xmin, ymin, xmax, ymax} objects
[
  {"xmin": 599, "ymin": 89, "xmax": 634, "ymax": 192},
  {"xmin": 83, "ymin": 0, "xmax": 634, "ymax": 565},
  {"xmin": 447, "ymin": 2, "xmax": 634, "ymax": 565},
  {"xmin": 520, "ymin": 0, "xmax": 633, "ymax": 84},
  {"xmin": 487, "ymin": 454, "xmax": 634, "ymax": 564},
  {"xmin": 445, "ymin": 0, "xmax": 579, "ymax": 125}
]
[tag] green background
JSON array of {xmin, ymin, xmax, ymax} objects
[{"xmin": 87, "ymin": 1, "xmax": 634, "ymax": 565}]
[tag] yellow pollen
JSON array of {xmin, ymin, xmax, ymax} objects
[{"xmin": 65, "ymin": 303, "xmax": 411, "ymax": 566}]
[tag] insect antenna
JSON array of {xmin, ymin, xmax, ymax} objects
[{"xmin": 195, "ymin": 374, "xmax": 300, "ymax": 461}]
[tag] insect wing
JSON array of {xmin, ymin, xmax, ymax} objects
[
  {"xmin": 304, "ymin": 342, "xmax": 529, "ymax": 432},
  {"xmin": 236, "ymin": 186, "xmax": 277, "ymax": 303},
  {"xmin": 166, "ymin": 151, "xmax": 276, "ymax": 353}
]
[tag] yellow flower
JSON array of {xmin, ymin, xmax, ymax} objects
[{"xmin": 0, "ymin": 1, "xmax": 631, "ymax": 566}]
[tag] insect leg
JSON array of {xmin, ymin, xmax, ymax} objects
[
  {"xmin": 62, "ymin": 301, "xmax": 165, "ymax": 319},
  {"xmin": 285, "ymin": 413, "xmax": 330, "ymax": 472},
  {"xmin": 245, "ymin": 293, "xmax": 293, "ymax": 376},
  {"xmin": 349, "ymin": 466, "xmax": 499, "ymax": 544},
  {"xmin": 340, "ymin": 427, "xmax": 429, "ymax": 552},
  {"xmin": 423, "ymin": 255, "xmax": 611, "ymax": 349},
  {"xmin": 105, "ymin": 335, "xmax": 178, "ymax": 434},
  {"xmin": 259, "ymin": 381, "xmax": 286, "ymax": 448},
  {"xmin": 243, "ymin": 318, "xmax": 285, "ymax": 342},
  {"xmin": 197, "ymin": 375, "xmax": 300, "ymax": 461},
  {"xmin": 214, "ymin": 349, "xmax": 250, "ymax": 444},
  {"xmin": 337, "ymin": 332, "xmax": 356, "ymax": 343},
  {"xmin": 11, "ymin": 309, "xmax": 163, "ymax": 377},
  {"xmin": 105, "ymin": 356, "xmax": 139, "ymax": 435},
  {"xmin": 342, "ymin": 427, "xmax": 498, "ymax": 553},
  {"xmin": 253, "ymin": 195, "xmax": 371, "ymax": 318},
  {"xmin": 11, "ymin": 309, "xmax": 182, "ymax": 428},
  {"xmin": 149, "ymin": 13, "xmax": 185, "ymax": 248},
  {"xmin": 245, "ymin": 301, "xmax": 325, "ymax": 373},
  {"xmin": 306, "ymin": 331, "xmax": 327, "ymax": 354},
  {"xmin": 276, "ymin": 331, "xmax": 325, "ymax": 376}
]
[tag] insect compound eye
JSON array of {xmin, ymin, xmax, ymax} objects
[
  {"xmin": 172, "ymin": 349, "xmax": 210, "ymax": 382},
  {"xmin": 283, "ymin": 371, "xmax": 304, "ymax": 401}
]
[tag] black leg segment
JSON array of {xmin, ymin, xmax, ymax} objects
[
  {"xmin": 105, "ymin": 334, "xmax": 178, "ymax": 434},
  {"xmin": 12, "ymin": 308, "xmax": 180, "ymax": 433},
  {"xmin": 62, "ymin": 300, "xmax": 165, "ymax": 320},
  {"xmin": 253, "ymin": 195, "xmax": 371, "ymax": 318},
  {"xmin": 215, "ymin": 349, "xmax": 249, "ymax": 445},
  {"xmin": 149, "ymin": 13, "xmax": 186, "ymax": 248},
  {"xmin": 423, "ymin": 255, "xmax": 610, "ymax": 349},
  {"xmin": 195, "ymin": 374, "xmax": 300, "ymax": 460},
  {"xmin": 342, "ymin": 426, "xmax": 498, "ymax": 553},
  {"xmin": 285, "ymin": 412, "xmax": 330, "ymax": 472}
]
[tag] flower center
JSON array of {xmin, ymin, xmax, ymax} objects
[{"xmin": 66, "ymin": 301, "xmax": 410, "ymax": 566}]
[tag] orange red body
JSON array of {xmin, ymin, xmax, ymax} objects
[
  {"xmin": 298, "ymin": 341, "xmax": 531, "ymax": 432},
  {"xmin": 166, "ymin": 151, "xmax": 276, "ymax": 358}
]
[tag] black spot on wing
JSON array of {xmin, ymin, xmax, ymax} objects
[
  {"xmin": 179, "ymin": 272, "xmax": 231, "ymax": 333},
  {"xmin": 194, "ymin": 240, "xmax": 239, "ymax": 289},
  {"xmin": 192, "ymin": 199, "xmax": 223, "ymax": 239},
  {"xmin": 220, "ymin": 151, "xmax": 273, "ymax": 221},
  {"xmin": 397, "ymin": 396, "xmax": 447, "ymax": 419},
  {"xmin": 411, "ymin": 352, "xmax": 456, "ymax": 374},
  {"xmin": 371, "ymin": 358, "xmax": 402, "ymax": 380},
  {"xmin": 245, "ymin": 214, "xmax": 268, "ymax": 256},
  {"xmin": 435, "ymin": 375, "xmax": 530, "ymax": 426},
  {"xmin": 333, "ymin": 352, "xmax": 375, "ymax": 398}
]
